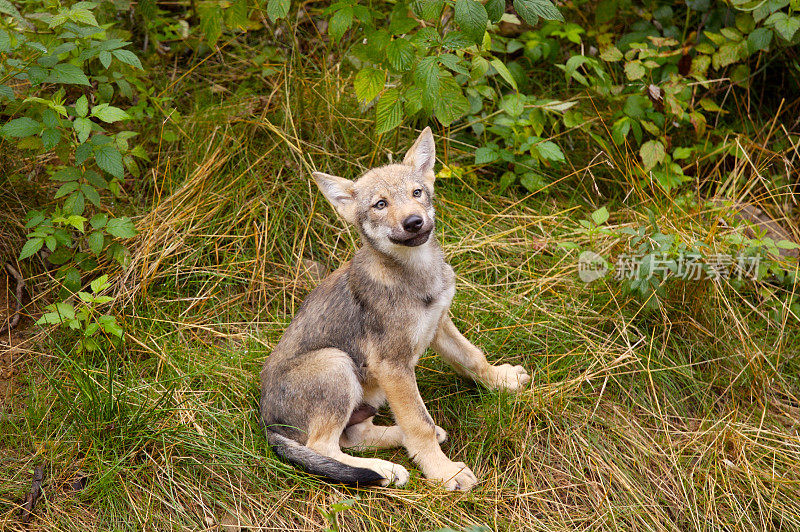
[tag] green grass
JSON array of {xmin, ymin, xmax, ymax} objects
[{"xmin": 2, "ymin": 29, "xmax": 800, "ymax": 532}]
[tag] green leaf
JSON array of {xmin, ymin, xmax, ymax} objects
[
  {"xmin": 520, "ymin": 171, "xmax": 545, "ymax": 192},
  {"xmin": 0, "ymin": 0, "xmax": 25, "ymax": 22},
  {"xmin": 37, "ymin": 302, "xmax": 76, "ymax": 325},
  {"xmin": 74, "ymin": 117, "xmax": 92, "ymax": 144},
  {"xmin": 41, "ymin": 128, "xmax": 60, "ymax": 149},
  {"xmin": 329, "ymin": 7, "xmax": 353, "ymax": 42},
  {"xmin": 514, "ymin": 0, "xmax": 563, "ymax": 24},
  {"xmin": 376, "ymin": 88, "xmax": 404, "ymax": 135},
  {"xmin": 624, "ymin": 61, "xmax": 646, "ymax": 80},
  {"xmin": 91, "ymin": 104, "xmax": 130, "ymax": 123},
  {"xmin": 673, "ymin": 147, "xmax": 693, "ymax": 160},
  {"xmin": 712, "ymin": 43, "xmax": 741, "ymax": 69},
  {"xmin": 640, "ymin": 140, "xmax": 666, "ymax": 171},
  {"xmin": 267, "ymin": 0, "xmax": 290, "ymax": 22},
  {"xmin": 112, "ymin": 49, "xmax": 143, "ymax": 69},
  {"xmin": 95, "ymin": 145, "xmax": 124, "ymax": 178},
  {"xmin": 442, "ymin": 31, "xmax": 473, "ymax": 50},
  {"xmin": 88, "ymin": 231, "xmax": 105, "ymax": 254},
  {"xmin": 776, "ymin": 239, "xmax": 800, "ymax": 250},
  {"xmin": 106, "ymin": 217, "xmax": 137, "ymax": 238},
  {"xmin": 0, "ymin": 85, "xmax": 14, "ymax": 101},
  {"xmin": 485, "ymin": 0, "xmax": 505, "ymax": 22},
  {"xmin": 411, "ymin": 0, "xmax": 444, "ymax": 21},
  {"xmin": 415, "ymin": 56, "xmax": 441, "ymax": 109},
  {"xmin": 489, "ymin": 57, "xmax": 518, "ymax": 90},
  {"xmin": 385, "ymin": 38, "xmax": 415, "ymax": 71},
  {"xmin": 475, "ymin": 146, "xmax": 499, "ymax": 164},
  {"xmin": 354, "ymin": 68, "xmax": 385, "ymax": 103},
  {"xmin": 536, "ymin": 140, "xmax": 565, "ymax": 162},
  {"xmin": 599, "ymin": 46, "xmax": 623, "ymax": 62},
  {"xmin": 75, "ymin": 95, "xmax": 88, "ymax": 117},
  {"xmin": 69, "ymin": 7, "xmax": 99, "ymax": 26},
  {"xmin": 90, "ymin": 213, "xmax": 108, "ymax": 229},
  {"xmin": 55, "ymin": 181, "xmax": 79, "ymax": 198},
  {"xmin": 591, "ymin": 206, "xmax": 609, "ymax": 225},
  {"xmin": 99, "ymin": 50, "xmax": 112, "ymax": 68},
  {"xmin": 747, "ymin": 27, "xmax": 772, "ymax": 52},
  {"xmin": 81, "ymin": 184, "xmax": 101, "ymax": 206},
  {"xmin": 454, "ymin": 0, "xmax": 488, "ymax": 45},
  {"xmin": 66, "ymin": 214, "xmax": 87, "ymax": 232},
  {"xmin": 434, "ymin": 76, "xmax": 469, "ymax": 126},
  {"xmin": 47, "ymin": 63, "xmax": 91, "ymax": 86},
  {"xmin": 91, "ymin": 274, "xmax": 111, "ymax": 293},
  {"xmin": 2, "ymin": 117, "xmax": 40, "ymax": 138},
  {"xmin": 768, "ymin": 12, "xmax": 800, "ymax": 41},
  {"xmin": 98, "ymin": 315, "xmax": 123, "ymax": 337},
  {"xmin": 438, "ymin": 53, "xmax": 469, "ymax": 75},
  {"xmin": 19, "ymin": 238, "xmax": 44, "ymax": 260},
  {"xmin": 500, "ymin": 93, "xmax": 525, "ymax": 117}
]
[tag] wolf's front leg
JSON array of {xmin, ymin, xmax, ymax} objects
[
  {"xmin": 432, "ymin": 315, "xmax": 530, "ymax": 391},
  {"xmin": 374, "ymin": 363, "xmax": 478, "ymax": 491}
]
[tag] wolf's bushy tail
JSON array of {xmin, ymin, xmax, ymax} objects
[{"xmin": 267, "ymin": 429, "xmax": 384, "ymax": 484}]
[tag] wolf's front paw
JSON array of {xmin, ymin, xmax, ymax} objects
[
  {"xmin": 426, "ymin": 461, "xmax": 478, "ymax": 491},
  {"xmin": 483, "ymin": 363, "xmax": 530, "ymax": 391}
]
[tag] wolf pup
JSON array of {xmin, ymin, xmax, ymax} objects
[{"xmin": 260, "ymin": 128, "xmax": 530, "ymax": 491}]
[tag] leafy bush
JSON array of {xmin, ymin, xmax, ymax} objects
[{"xmin": 0, "ymin": 0, "xmax": 146, "ymax": 351}]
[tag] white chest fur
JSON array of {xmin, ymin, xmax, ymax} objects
[{"xmin": 411, "ymin": 280, "xmax": 455, "ymax": 357}]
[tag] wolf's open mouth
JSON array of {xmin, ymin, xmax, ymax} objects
[{"xmin": 391, "ymin": 229, "xmax": 431, "ymax": 247}]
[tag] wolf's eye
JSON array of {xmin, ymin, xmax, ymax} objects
[
  {"xmin": 412, "ymin": 188, "xmax": 423, "ymax": 198},
  {"xmin": 374, "ymin": 199, "xmax": 387, "ymax": 210}
]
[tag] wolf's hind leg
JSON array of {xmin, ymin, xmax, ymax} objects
[
  {"xmin": 296, "ymin": 349, "xmax": 409, "ymax": 487},
  {"xmin": 340, "ymin": 419, "xmax": 404, "ymax": 450},
  {"xmin": 306, "ymin": 422, "xmax": 410, "ymax": 487},
  {"xmin": 341, "ymin": 419, "xmax": 447, "ymax": 450}
]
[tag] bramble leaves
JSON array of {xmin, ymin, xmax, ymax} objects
[
  {"xmin": 2, "ymin": 117, "xmax": 40, "ymax": 137},
  {"xmin": 640, "ymin": 140, "xmax": 666, "ymax": 171},
  {"xmin": 48, "ymin": 63, "xmax": 90, "ymax": 85},
  {"xmin": 95, "ymin": 145, "xmax": 124, "ymax": 178},
  {"xmin": 385, "ymin": 38, "xmax": 415, "ymax": 71},
  {"xmin": 354, "ymin": 68, "xmax": 386, "ymax": 103},
  {"xmin": 106, "ymin": 217, "xmax": 137, "ymax": 239},
  {"xmin": 329, "ymin": 7, "xmax": 354, "ymax": 42},
  {"xmin": 91, "ymin": 104, "xmax": 130, "ymax": 123},
  {"xmin": 514, "ymin": 0, "xmax": 564, "ymax": 25},
  {"xmin": 454, "ymin": 0, "xmax": 488, "ymax": 45},
  {"xmin": 376, "ymin": 88, "xmax": 403, "ymax": 134}
]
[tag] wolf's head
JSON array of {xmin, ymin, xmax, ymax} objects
[{"xmin": 313, "ymin": 127, "xmax": 438, "ymax": 257}]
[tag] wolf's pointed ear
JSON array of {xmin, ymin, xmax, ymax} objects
[
  {"xmin": 313, "ymin": 172, "xmax": 357, "ymax": 224},
  {"xmin": 403, "ymin": 127, "xmax": 436, "ymax": 187}
]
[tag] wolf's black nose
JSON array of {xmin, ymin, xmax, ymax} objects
[{"xmin": 403, "ymin": 215, "xmax": 424, "ymax": 233}]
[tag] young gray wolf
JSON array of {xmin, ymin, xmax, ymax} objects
[{"xmin": 260, "ymin": 128, "xmax": 530, "ymax": 491}]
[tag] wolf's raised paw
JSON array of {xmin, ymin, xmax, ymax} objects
[{"xmin": 484, "ymin": 363, "xmax": 530, "ymax": 391}]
